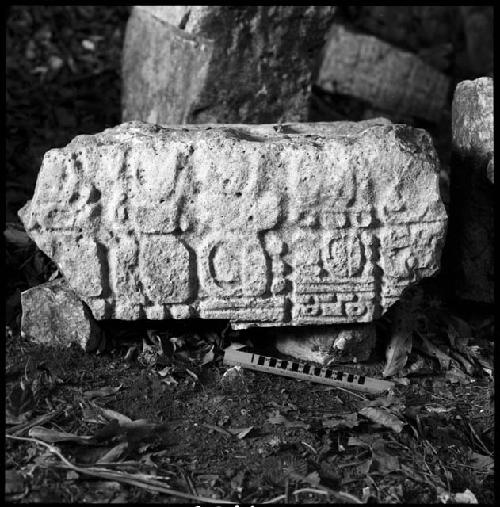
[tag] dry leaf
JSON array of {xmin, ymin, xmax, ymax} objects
[
  {"xmin": 7, "ymin": 379, "xmax": 35, "ymax": 418},
  {"xmin": 97, "ymin": 442, "xmax": 128, "ymax": 464},
  {"xmin": 4, "ymin": 223, "xmax": 31, "ymax": 250},
  {"xmin": 267, "ymin": 411, "xmax": 310, "ymax": 429},
  {"xmin": 185, "ymin": 368, "xmax": 198, "ymax": 381},
  {"xmin": 83, "ymin": 384, "xmax": 123, "ymax": 400},
  {"xmin": 383, "ymin": 299, "xmax": 419, "ymax": 377},
  {"xmin": 454, "ymin": 489, "xmax": 478, "ymax": 504},
  {"xmin": 416, "ymin": 333, "xmax": 452, "ymax": 370},
  {"xmin": 201, "ymin": 346, "xmax": 215, "ymax": 366},
  {"xmin": 322, "ymin": 412, "xmax": 358, "ymax": 430},
  {"xmin": 358, "ymin": 407, "xmax": 405, "ymax": 433},
  {"xmin": 81, "ymin": 403, "xmax": 108, "ymax": 424},
  {"xmin": 370, "ymin": 438, "xmax": 401, "ymax": 474},
  {"xmin": 29, "ymin": 426, "xmax": 94, "ymax": 444},
  {"xmin": 226, "ymin": 426, "xmax": 254, "ymax": 439},
  {"xmin": 304, "ymin": 471, "xmax": 321, "ymax": 486},
  {"xmin": 446, "ymin": 315, "xmax": 471, "ymax": 350},
  {"xmin": 5, "ymin": 470, "xmax": 25, "ymax": 495},
  {"xmin": 340, "ymin": 458, "xmax": 372, "ymax": 485},
  {"xmin": 124, "ymin": 345, "xmax": 138, "ymax": 362},
  {"xmin": 98, "ymin": 406, "xmax": 132, "ymax": 425},
  {"xmin": 161, "ymin": 376, "xmax": 178, "ymax": 386},
  {"xmin": 445, "ymin": 367, "xmax": 470, "ymax": 384},
  {"xmin": 468, "ymin": 452, "xmax": 494, "ymax": 474},
  {"xmin": 158, "ymin": 365, "xmax": 173, "ymax": 377},
  {"xmin": 237, "ymin": 427, "xmax": 253, "ymax": 439}
]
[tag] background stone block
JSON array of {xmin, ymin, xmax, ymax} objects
[
  {"xmin": 122, "ymin": 6, "xmax": 337, "ymax": 124},
  {"xmin": 19, "ymin": 120, "xmax": 447, "ymax": 328},
  {"xmin": 447, "ymin": 78, "xmax": 493, "ymax": 303},
  {"xmin": 316, "ymin": 24, "xmax": 450, "ymax": 123}
]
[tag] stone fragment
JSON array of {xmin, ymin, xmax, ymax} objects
[
  {"xmin": 275, "ymin": 324, "xmax": 376, "ymax": 364},
  {"xmin": 122, "ymin": 6, "xmax": 336, "ymax": 124},
  {"xmin": 317, "ymin": 24, "xmax": 450, "ymax": 123},
  {"xmin": 448, "ymin": 78, "xmax": 494, "ymax": 303},
  {"xmin": 21, "ymin": 278, "xmax": 103, "ymax": 351},
  {"xmin": 19, "ymin": 120, "xmax": 447, "ymax": 328}
]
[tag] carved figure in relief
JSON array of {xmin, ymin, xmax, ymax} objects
[
  {"xmin": 323, "ymin": 231, "xmax": 365, "ymax": 278},
  {"xmin": 265, "ymin": 232, "xmax": 289, "ymax": 295},
  {"xmin": 130, "ymin": 143, "xmax": 193, "ymax": 233}
]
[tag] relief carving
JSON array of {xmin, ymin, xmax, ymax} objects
[{"xmin": 19, "ymin": 122, "xmax": 447, "ymax": 325}]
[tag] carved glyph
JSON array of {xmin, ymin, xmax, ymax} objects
[{"xmin": 19, "ymin": 120, "xmax": 447, "ymax": 327}]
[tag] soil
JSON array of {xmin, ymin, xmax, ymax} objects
[
  {"xmin": 4, "ymin": 309, "xmax": 495, "ymax": 503},
  {"xmin": 5, "ymin": 6, "xmax": 495, "ymax": 504}
]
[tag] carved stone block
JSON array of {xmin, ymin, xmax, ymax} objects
[
  {"xmin": 317, "ymin": 24, "xmax": 450, "ymax": 123},
  {"xmin": 19, "ymin": 120, "xmax": 447, "ymax": 327},
  {"xmin": 122, "ymin": 6, "xmax": 337, "ymax": 124},
  {"xmin": 448, "ymin": 78, "xmax": 493, "ymax": 303}
]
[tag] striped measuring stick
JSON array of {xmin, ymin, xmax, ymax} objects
[{"xmin": 223, "ymin": 347, "xmax": 394, "ymax": 395}]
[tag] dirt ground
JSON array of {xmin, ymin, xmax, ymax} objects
[
  {"xmin": 4, "ymin": 303, "xmax": 495, "ymax": 503},
  {"xmin": 5, "ymin": 6, "xmax": 495, "ymax": 504}
]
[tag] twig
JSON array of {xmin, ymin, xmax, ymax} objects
[
  {"xmin": 5, "ymin": 435, "xmax": 233, "ymax": 504},
  {"xmin": 262, "ymin": 494, "xmax": 286, "ymax": 503},
  {"xmin": 202, "ymin": 424, "xmax": 233, "ymax": 437},
  {"xmin": 300, "ymin": 441, "xmax": 317, "ymax": 454},
  {"xmin": 292, "ymin": 487, "xmax": 363, "ymax": 504},
  {"xmin": 7, "ymin": 409, "xmax": 63, "ymax": 436},
  {"xmin": 329, "ymin": 384, "xmax": 368, "ymax": 401},
  {"xmin": 465, "ymin": 419, "xmax": 492, "ymax": 456}
]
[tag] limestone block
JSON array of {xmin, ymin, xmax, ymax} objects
[
  {"xmin": 275, "ymin": 325, "xmax": 376, "ymax": 364},
  {"xmin": 21, "ymin": 278, "xmax": 103, "ymax": 352},
  {"xmin": 122, "ymin": 6, "xmax": 336, "ymax": 124},
  {"xmin": 19, "ymin": 120, "xmax": 447, "ymax": 328},
  {"xmin": 317, "ymin": 24, "xmax": 450, "ymax": 123},
  {"xmin": 448, "ymin": 78, "xmax": 493, "ymax": 303}
]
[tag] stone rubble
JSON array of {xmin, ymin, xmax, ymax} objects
[
  {"xmin": 275, "ymin": 325, "xmax": 376, "ymax": 365},
  {"xmin": 21, "ymin": 278, "xmax": 103, "ymax": 352},
  {"xmin": 122, "ymin": 6, "xmax": 336, "ymax": 124},
  {"xmin": 448, "ymin": 77, "xmax": 493, "ymax": 303},
  {"xmin": 19, "ymin": 120, "xmax": 447, "ymax": 329}
]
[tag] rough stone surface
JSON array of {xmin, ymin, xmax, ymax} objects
[
  {"xmin": 275, "ymin": 324, "xmax": 376, "ymax": 365},
  {"xmin": 317, "ymin": 24, "xmax": 450, "ymax": 123},
  {"xmin": 21, "ymin": 278, "xmax": 103, "ymax": 351},
  {"xmin": 448, "ymin": 78, "xmax": 494, "ymax": 303},
  {"xmin": 122, "ymin": 6, "xmax": 336, "ymax": 124},
  {"xmin": 19, "ymin": 120, "xmax": 447, "ymax": 328}
]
